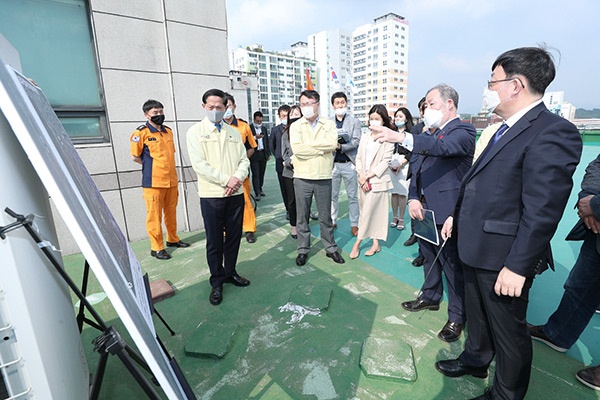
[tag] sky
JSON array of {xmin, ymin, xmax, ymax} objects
[{"xmin": 226, "ymin": 0, "xmax": 598, "ymax": 115}]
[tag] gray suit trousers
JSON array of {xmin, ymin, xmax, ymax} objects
[{"xmin": 294, "ymin": 178, "xmax": 337, "ymax": 255}]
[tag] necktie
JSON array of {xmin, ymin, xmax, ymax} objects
[
  {"xmin": 215, "ymin": 123, "xmax": 221, "ymax": 132},
  {"xmin": 479, "ymin": 122, "xmax": 508, "ymax": 160}
]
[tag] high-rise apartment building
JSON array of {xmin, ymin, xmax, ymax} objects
[
  {"xmin": 307, "ymin": 29, "xmax": 353, "ymax": 117},
  {"xmin": 232, "ymin": 43, "xmax": 317, "ymax": 126},
  {"xmin": 351, "ymin": 13, "xmax": 409, "ymax": 121}
]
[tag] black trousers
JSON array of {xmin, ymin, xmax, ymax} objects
[
  {"xmin": 282, "ymin": 176, "xmax": 296, "ymax": 226},
  {"xmin": 250, "ymin": 151, "xmax": 268, "ymax": 196},
  {"xmin": 275, "ymin": 158, "xmax": 288, "ymax": 211},
  {"xmin": 200, "ymin": 194, "xmax": 244, "ymax": 288},
  {"xmin": 459, "ymin": 265, "xmax": 534, "ymax": 400}
]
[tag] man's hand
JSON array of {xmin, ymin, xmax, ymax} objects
[
  {"xmin": 408, "ymin": 200, "xmax": 424, "ymax": 220},
  {"xmin": 256, "ymin": 133, "xmax": 264, "ymax": 139},
  {"xmin": 224, "ymin": 176, "xmax": 242, "ymax": 196},
  {"xmin": 494, "ymin": 267, "xmax": 526, "ymax": 297},
  {"xmin": 441, "ymin": 216, "xmax": 453, "ymax": 240},
  {"xmin": 577, "ymin": 195, "xmax": 600, "ymax": 233},
  {"xmin": 369, "ymin": 124, "xmax": 405, "ymax": 143}
]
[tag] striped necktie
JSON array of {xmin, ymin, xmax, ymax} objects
[{"xmin": 479, "ymin": 122, "xmax": 508, "ymax": 160}]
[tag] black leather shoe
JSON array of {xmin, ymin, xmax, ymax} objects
[
  {"xmin": 438, "ymin": 320, "xmax": 464, "ymax": 342},
  {"xmin": 150, "ymin": 249, "xmax": 171, "ymax": 260},
  {"xmin": 310, "ymin": 212, "xmax": 318, "ymax": 220},
  {"xmin": 412, "ymin": 255, "xmax": 425, "ymax": 266},
  {"xmin": 260, "ymin": 191, "xmax": 266, "ymax": 197},
  {"xmin": 245, "ymin": 232, "xmax": 257, "ymax": 243},
  {"xmin": 470, "ymin": 386, "xmax": 494, "ymax": 399},
  {"xmin": 528, "ymin": 324, "xmax": 567, "ymax": 352},
  {"xmin": 404, "ymin": 234, "xmax": 417, "ymax": 246},
  {"xmin": 327, "ymin": 251, "xmax": 345, "ymax": 264},
  {"xmin": 435, "ymin": 359, "xmax": 488, "ymax": 379},
  {"xmin": 166, "ymin": 240, "xmax": 190, "ymax": 248},
  {"xmin": 225, "ymin": 274, "xmax": 250, "ymax": 287},
  {"xmin": 401, "ymin": 298, "xmax": 439, "ymax": 312},
  {"xmin": 209, "ymin": 287, "xmax": 223, "ymax": 305},
  {"xmin": 296, "ymin": 253, "xmax": 308, "ymax": 266}
]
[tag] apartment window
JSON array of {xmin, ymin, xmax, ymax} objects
[{"xmin": 1, "ymin": 0, "xmax": 107, "ymax": 143}]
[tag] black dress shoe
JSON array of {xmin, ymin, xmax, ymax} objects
[
  {"xmin": 310, "ymin": 212, "xmax": 318, "ymax": 220},
  {"xmin": 225, "ymin": 274, "xmax": 250, "ymax": 287},
  {"xmin": 327, "ymin": 251, "xmax": 345, "ymax": 264},
  {"xmin": 404, "ymin": 234, "xmax": 418, "ymax": 246},
  {"xmin": 209, "ymin": 287, "xmax": 223, "ymax": 305},
  {"xmin": 435, "ymin": 358, "xmax": 488, "ymax": 379},
  {"xmin": 245, "ymin": 232, "xmax": 257, "ymax": 243},
  {"xmin": 150, "ymin": 249, "xmax": 171, "ymax": 260},
  {"xmin": 438, "ymin": 320, "xmax": 464, "ymax": 342},
  {"xmin": 470, "ymin": 386, "xmax": 494, "ymax": 399},
  {"xmin": 401, "ymin": 298, "xmax": 439, "ymax": 312},
  {"xmin": 296, "ymin": 253, "xmax": 308, "ymax": 266},
  {"xmin": 412, "ymin": 255, "xmax": 425, "ymax": 266},
  {"xmin": 166, "ymin": 240, "xmax": 190, "ymax": 248},
  {"xmin": 291, "ymin": 234, "xmax": 297, "ymax": 239},
  {"xmin": 260, "ymin": 191, "xmax": 266, "ymax": 197}
]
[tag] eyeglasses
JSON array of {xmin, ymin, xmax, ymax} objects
[
  {"xmin": 300, "ymin": 102, "xmax": 318, "ymax": 107},
  {"xmin": 487, "ymin": 77, "xmax": 525, "ymax": 90}
]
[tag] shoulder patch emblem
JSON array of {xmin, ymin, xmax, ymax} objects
[{"xmin": 131, "ymin": 136, "xmax": 140, "ymax": 142}]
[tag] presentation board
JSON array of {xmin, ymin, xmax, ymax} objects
[{"xmin": 0, "ymin": 57, "xmax": 189, "ymax": 399}]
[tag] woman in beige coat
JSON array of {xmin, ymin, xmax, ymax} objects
[{"xmin": 350, "ymin": 105, "xmax": 395, "ymax": 259}]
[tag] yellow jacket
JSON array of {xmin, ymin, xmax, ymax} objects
[
  {"xmin": 289, "ymin": 116, "xmax": 338, "ymax": 180},
  {"xmin": 186, "ymin": 118, "xmax": 250, "ymax": 198}
]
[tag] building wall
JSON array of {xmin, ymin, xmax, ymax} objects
[
  {"xmin": 54, "ymin": 0, "xmax": 230, "ymax": 254},
  {"xmin": 308, "ymin": 29, "xmax": 353, "ymax": 118},
  {"xmin": 232, "ymin": 44, "xmax": 317, "ymax": 127},
  {"xmin": 352, "ymin": 13, "xmax": 409, "ymax": 122}
]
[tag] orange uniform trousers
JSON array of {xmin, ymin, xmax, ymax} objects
[
  {"xmin": 143, "ymin": 186, "xmax": 181, "ymax": 251},
  {"xmin": 242, "ymin": 176, "xmax": 256, "ymax": 233}
]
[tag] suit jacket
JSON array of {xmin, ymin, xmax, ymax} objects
[
  {"xmin": 408, "ymin": 118, "xmax": 476, "ymax": 221},
  {"xmin": 332, "ymin": 114, "xmax": 362, "ymax": 164},
  {"xmin": 269, "ymin": 123, "xmax": 285, "ymax": 159},
  {"xmin": 566, "ymin": 154, "xmax": 600, "ymax": 252},
  {"xmin": 355, "ymin": 133, "xmax": 395, "ymax": 192},
  {"xmin": 249, "ymin": 124, "xmax": 270, "ymax": 158},
  {"xmin": 454, "ymin": 103, "xmax": 582, "ymax": 276}
]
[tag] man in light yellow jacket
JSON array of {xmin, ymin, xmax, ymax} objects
[
  {"xmin": 186, "ymin": 88, "xmax": 250, "ymax": 306},
  {"xmin": 291, "ymin": 90, "xmax": 345, "ymax": 266}
]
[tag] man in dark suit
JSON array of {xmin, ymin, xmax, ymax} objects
[
  {"xmin": 435, "ymin": 46, "xmax": 582, "ymax": 399},
  {"xmin": 528, "ymin": 154, "xmax": 600, "ymax": 391},
  {"xmin": 249, "ymin": 111, "xmax": 270, "ymax": 199},
  {"xmin": 269, "ymin": 105, "xmax": 291, "ymax": 215},
  {"xmin": 372, "ymin": 84, "xmax": 476, "ymax": 343}
]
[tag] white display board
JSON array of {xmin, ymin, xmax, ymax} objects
[{"xmin": 0, "ymin": 59, "xmax": 188, "ymax": 399}]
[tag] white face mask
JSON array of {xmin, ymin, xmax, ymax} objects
[
  {"xmin": 369, "ymin": 119, "xmax": 382, "ymax": 127},
  {"xmin": 281, "ymin": 119, "xmax": 288, "ymax": 125},
  {"xmin": 255, "ymin": 123, "xmax": 262, "ymax": 130},
  {"xmin": 423, "ymin": 107, "xmax": 445, "ymax": 129},
  {"xmin": 301, "ymin": 106, "xmax": 316, "ymax": 119},
  {"xmin": 335, "ymin": 107, "xmax": 347, "ymax": 117},
  {"xmin": 223, "ymin": 107, "xmax": 234, "ymax": 119},
  {"xmin": 395, "ymin": 120, "xmax": 405, "ymax": 128},
  {"xmin": 482, "ymin": 87, "xmax": 501, "ymax": 113},
  {"xmin": 206, "ymin": 109, "xmax": 225, "ymax": 124}
]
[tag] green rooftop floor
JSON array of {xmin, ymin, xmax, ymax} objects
[{"xmin": 64, "ymin": 146, "xmax": 600, "ymax": 399}]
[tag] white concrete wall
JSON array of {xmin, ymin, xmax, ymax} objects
[{"xmin": 53, "ymin": 0, "xmax": 230, "ymax": 254}]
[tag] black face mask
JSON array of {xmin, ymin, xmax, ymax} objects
[{"xmin": 150, "ymin": 114, "xmax": 165, "ymax": 125}]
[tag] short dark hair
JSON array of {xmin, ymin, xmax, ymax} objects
[
  {"xmin": 331, "ymin": 92, "xmax": 347, "ymax": 104},
  {"xmin": 417, "ymin": 97, "xmax": 426, "ymax": 111},
  {"xmin": 278, "ymin": 105, "xmax": 291, "ymax": 117},
  {"xmin": 253, "ymin": 111, "xmax": 264, "ymax": 120},
  {"xmin": 492, "ymin": 45, "xmax": 556, "ymax": 96},
  {"xmin": 224, "ymin": 92, "xmax": 235, "ymax": 105},
  {"xmin": 143, "ymin": 99, "xmax": 163, "ymax": 113},
  {"xmin": 202, "ymin": 88, "xmax": 226, "ymax": 105},
  {"xmin": 299, "ymin": 90, "xmax": 320, "ymax": 103}
]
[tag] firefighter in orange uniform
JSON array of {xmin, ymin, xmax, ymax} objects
[
  {"xmin": 130, "ymin": 99, "xmax": 190, "ymax": 259},
  {"xmin": 223, "ymin": 93, "xmax": 258, "ymax": 243}
]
